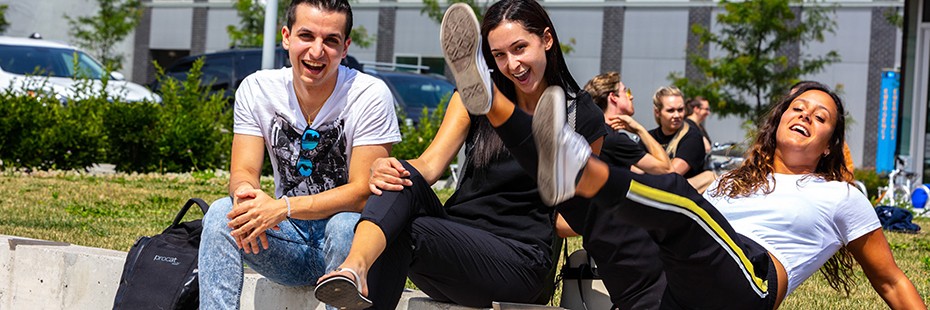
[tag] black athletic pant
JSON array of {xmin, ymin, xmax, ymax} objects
[
  {"xmin": 495, "ymin": 110, "xmax": 666, "ymax": 309},
  {"xmin": 592, "ymin": 167, "xmax": 779, "ymax": 309},
  {"xmin": 360, "ymin": 161, "xmax": 550, "ymax": 309}
]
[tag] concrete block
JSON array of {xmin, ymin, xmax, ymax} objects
[
  {"xmin": 0, "ymin": 235, "xmax": 15, "ymax": 307},
  {"xmin": 239, "ymin": 272, "xmax": 428, "ymax": 310},
  {"xmin": 4, "ymin": 236, "xmax": 124, "ymax": 309},
  {"xmin": 408, "ymin": 297, "xmax": 488, "ymax": 310},
  {"xmin": 0, "ymin": 234, "xmax": 431, "ymax": 309},
  {"xmin": 240, "ymin": 272, "xmax": 321, "ymax": 309}
]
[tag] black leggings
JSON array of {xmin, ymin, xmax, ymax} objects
[
  {"xmin": 496, "ymin": 109, "xmax": 666, "ymax": 309},
  {"xmin": 360, "ymin": 161, "xmax": 550, "ymax": 309},
  {"xmin": 590, "ymin": 167, "xmax": 779, "ymax": 309},
  {"xmin": 496, "ymin": 110, "xmax": 777, "ymax": 308}
]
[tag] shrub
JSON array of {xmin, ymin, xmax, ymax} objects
[
  {"xmin": 106, "ymin": 59, "xmax": 232, "ymax": 173},
  {"xmin": 151, "ymin": 59, "xmax": 232, "ymax": 172},
  {"xmin": 0, "ymin": 59, "xmax": 230, "ymax": 173},
  {"xmin": 854, "ymin": 167, "xmax": 883, "ymax": 202},
  {"xmin": 104, "ymin": 100, "xmax": 161, "ymax": 172},
  {"xmin": 391, "ymin": 101, "xmax": 446, "ymax": 161},
  {"xmin": 0, "ymin": 80, "xmax": 107, "ymax": 170}
]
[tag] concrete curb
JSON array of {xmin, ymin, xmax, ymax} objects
[{"xmin": 0, "ymin": 235, "xmax": 433, "ymax": 309}]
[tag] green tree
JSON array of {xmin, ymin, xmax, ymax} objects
[
  {"xmin": 884, "ymin": 8, "xmax": 903, "ymax": 29},
  {"xmin": 0, "ymin": 4, "xmax": 10, "ymax": 34},
  {"xmin": 228, "ymin": 0, "xmax": 374, "ymax": 48},
  {"xmin": 669, "ymin": 0, "xmax": 840, "ymax": 123},
  {"xmin": 65, "ymin": 0, "xmax": 142, "ymax": 71},
  {"xmin": 422, "ymin": 0, "xmax": 484, "ymax": 22}
]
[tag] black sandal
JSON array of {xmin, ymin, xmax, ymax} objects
[{"xmin": 314, "ymin": 268, "xmax": 373, "ymax": 310}]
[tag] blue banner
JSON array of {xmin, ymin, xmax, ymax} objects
[{"xmin": 876, "ymin": 70, "xmax": 900, "ymax": 173}]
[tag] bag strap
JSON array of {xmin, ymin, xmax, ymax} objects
[
  {"xmin": 576, "ymin": 250, "xmax": 590, "ymax": 310},
  {"xmin": 549, "ymin": 238, "xmax": 570, "ymax": 306},
  {"xmin": 665, "ymin": 122, "xmax": 690, "ymax": 158},
  {"xmin": 170, "ymin": 198, "xmax": 210, "ymax": 228}
]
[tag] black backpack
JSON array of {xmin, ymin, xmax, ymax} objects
[{"xmin": 113, "ymin": 198, "xmax": 210, "ymax": 310}]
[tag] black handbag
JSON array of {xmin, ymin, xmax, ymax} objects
[{"xmin": 112, "ymin": 198, "xmax": 210, "ymax": 310}]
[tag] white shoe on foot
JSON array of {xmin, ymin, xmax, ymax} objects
[
  {"xmin": 533, "ymin": 86, "xmax": 591, "ymax": 206},
  {"xmin": 440, "ymin": 3, "xmax": 492, "ymax": 115}
]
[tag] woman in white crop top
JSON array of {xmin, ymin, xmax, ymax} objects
[{"xmin": 529, "ymin": 82, "xmax": 925, "ymax": 309}]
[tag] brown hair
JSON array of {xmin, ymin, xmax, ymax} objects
[
  {"xmin": 584, "ymin": 71, "xmax": 621, "ymax": 111},
  {"xmin": 710, "ymin": 82, "xmax": 855, "ymax": 294},
  {"xmin": 685, "ymin": 96, "xmax": 706, "ymax": 116},
  {"xmin": 286, "ymin": 0, "xmax": 353, "ymax": 39}
]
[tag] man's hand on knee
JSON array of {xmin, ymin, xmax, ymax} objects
[{"xmin": 228, "ymin": 189, "xmax": 285, "ymax": 254}]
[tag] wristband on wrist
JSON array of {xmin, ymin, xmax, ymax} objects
[{"xmin": 282, "ymin": 195, "xmax": 292, "ymax": 219}]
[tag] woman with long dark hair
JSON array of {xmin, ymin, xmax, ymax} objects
[
  {"xmin": 527, "ymin": 82, "xmax": 925, "ymax": 309},
  {"xmin": 312, "ymin": 1, "xmax": 605, "ymax": 309}
]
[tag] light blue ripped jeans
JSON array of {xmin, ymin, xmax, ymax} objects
[{"xmin": 199, "ymin": 197, "xmax": 358, "ymax": 309}]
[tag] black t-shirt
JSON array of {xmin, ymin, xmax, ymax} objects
[
  {"xmin": 444, "ymin": 91, "xmax": 606, "ymax": 257},
  {"xmin": 648, "ymin": 124, "xmax": 706, "ymax": 178},
  {"xmin": 684, "ymin": 118, "xmax": 712, "ymax": 147},
  {"xmin": 600, "ymin": 126, "xmax": 647, "ymax": 169}
]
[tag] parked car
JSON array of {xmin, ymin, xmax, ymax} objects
[
  {"xmin": 0, "ymin": 36, "xmax": 161, "ymax": 103},
  {"xmin": 366, "ymin": 69, "xmax": 454, "ymax": 123},
  {"xmin": 153, "ymin": 47, "xmax": 363, "ymax": 102},
  {"xmin": 156, "ymin": 48, "xmax": 452, "ymax": 125}
]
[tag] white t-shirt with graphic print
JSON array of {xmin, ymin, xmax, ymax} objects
[
  {"xmin": 703, "ymin": 173, "xmax": 880, "ymax": 296},
  {"xmin": 233, "ymin": 65, "xmax": 401, "ymax": 198}
]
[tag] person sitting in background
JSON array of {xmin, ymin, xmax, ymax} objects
[
  {"xmin": 586, "ymin": 71, "xmax": 673, "ymax": 175},
  {"xmin": 649, "ymin": 86, "xmax": 706, "ymax": 178},
  {"xmin": 685, "ymin": 96, "xmax": 712, "ymax": 155},
  {"xmin": 648, "ymin": 86, "xmax": 713, "ymax": 192}
]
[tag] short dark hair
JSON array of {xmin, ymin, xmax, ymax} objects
[
  {"xmin": 286, "ymin": 0, "xmax": 353, "ymax": 39},
  {"xmin": 685, "ymin": 96, "xmax": 706, "ymax": 116}
]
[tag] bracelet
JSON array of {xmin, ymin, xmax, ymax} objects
[{"xmin": 282, "ymin": 195, "xmax": 292, "ymax": 219}]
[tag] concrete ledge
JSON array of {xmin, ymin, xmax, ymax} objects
[
  {"xmin": 0, "ymin": 235, "xmax": 429, "ymax": 309},
  {"xmin": 406, "ymin": 298, "xmax": 566, "ymax": 310},
  {"xmin": 1, "ymin": 235, "xmax": 124, "ymax": 309},
  {"xmin": 408, "ymin": 297, "xmax": 487, "ymax": 310}
]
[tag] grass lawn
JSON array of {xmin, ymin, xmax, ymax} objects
[{"xmin": 0, "ymin": 170, "xmax": 927, "ymax": 308}]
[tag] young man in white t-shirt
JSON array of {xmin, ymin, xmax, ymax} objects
[{"xmin": 198, "ymin": 1, "xmax": 400, "ymax": 309}]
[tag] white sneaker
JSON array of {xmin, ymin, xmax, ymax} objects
[
  {"xmin": 440, "ymin": 3, "xmax": 492, "ymax": 115},
  {"xmin": 533, "ymin": 86, "xmax": 591, "ymax": 206}
]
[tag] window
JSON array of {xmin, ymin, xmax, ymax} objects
[{"xmin": 0, "ymin": 45, "xmax": 105, "ymax": 79}]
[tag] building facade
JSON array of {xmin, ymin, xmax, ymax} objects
[{"xmin": 0, "ymin": 0, "xmax": 909, "ymax": 176}]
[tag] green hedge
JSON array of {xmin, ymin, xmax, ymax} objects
[
  {"xmin": 0, "ymin": 87, "xmax": 106, "ymax": 170},
  {"xmin": 1, "ymin": 58, "xmax": 448, "ymax": 175},
  {"xmin": 0, "ymin": 58, "xmax": 231, "ymax": 173},
  {"xmin": 391, "ymin": 102, "xmax": 446, "ymax": 161}
]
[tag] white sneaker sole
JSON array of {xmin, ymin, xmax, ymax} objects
[
  {"xmin": 533, "ymin": 86, "xmax": 567, "ymax": 206},
  {"xmin": 440, "ymin": 3, "xmax": 490, "ymax": 115}
]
